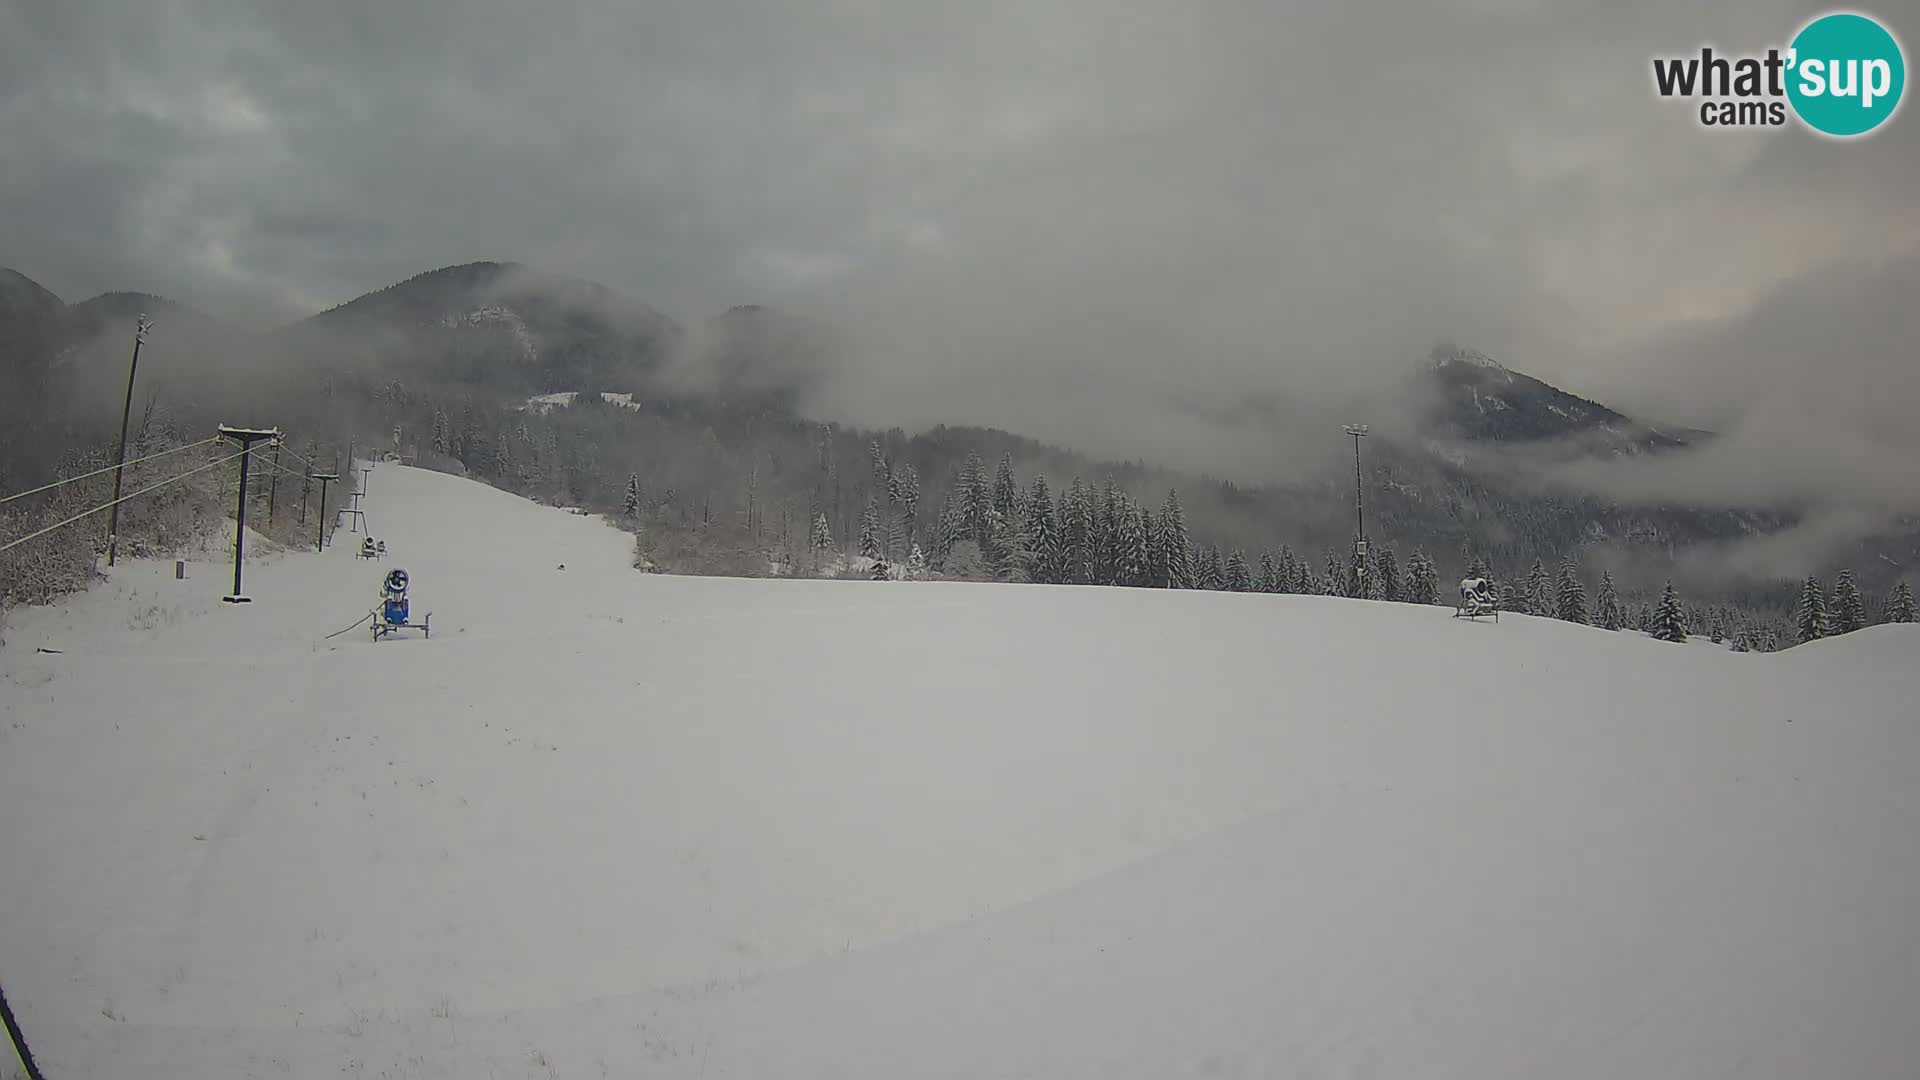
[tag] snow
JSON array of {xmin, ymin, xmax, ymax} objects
[
  {"xmin": 441, "ymin": 305, "xmax": 538, "ymax": 361},
  {"xmin": 4, "ymin": 464, "xmax": 1919, "ymax": 1079},
  {"xmin": 517, "ymin": 391, "xmax": 643, "ymax": 415}
]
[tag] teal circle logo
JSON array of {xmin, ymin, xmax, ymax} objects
[{"xmin": 1787, "ymin": 12, "xmax": 1906, "ymax": 136}]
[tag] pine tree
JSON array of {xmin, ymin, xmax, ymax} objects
[
  {"xmin": 1225, "ymin": 550, "xmax": 1252, "ymax": 592},
  {"xmin": 1523, "ymin": 558, "xmax": 1550, "ymax": 616},
  {"xmin": 869, "ymin": 440, "xmax": 890, "ymax": 498},
  {"xmin": 1652, "ymin": 581, "xmax": 1688, "ymax": 643},
  {"xmin": 1466, "ymin": 553, "xmax": 1490, "ymax": 580},
  {"xmin": 1887, "ymin": 581, "xmax": 1917, "ymax": 623},
  {"xmin": 870, "ymin": 556, "xmax": 891, "ymax": 581},
  {"xmin": 1797, "ymin": 576, "xmax": 1829, "ymax": 643},
  {"xmin": 1375, "ymin": 546, "xmax": 1401, "ymax": 602},
  {"xmin": 1060, "ymin": 478, "xmax": 1093, "ymax": 585},
  {"xmin": 1024, "ymin": 477, "xmax": 1061, "ymax": 584},
  {"xmin": 960, "ymin": 452, "xmax": 990, "ymax": 544},
  {"xmin": 906, "ymin": 543, "xmax": 927, "ymax": 580},
  {"xmin": 859, "ymin": 500, "xmax": 882, "ymax": 563},
  {"xmin": 1595, "ymin": 571, "xmax": 1623, "ymax": 630},
  {"xmin": 1191, "ymin": 545, "xmax": 1220, "ymax": 590},
  {"xmin": 493, "ymin": 432, "xmax": 511, "ymax": 478},
  {"xmin": 1707, "ymin": 612, "xmax": 1725, "ymax": 645},
  {"xmin": 1831, "ymin": 569, "xmax": 1867, "ymax": 634},
  {"xmin": 1279, "ymin": 547, "xmax": 1301, "ymax": 593},
  {"xmin": 989, "ymin": 507, "xmax": 1027, "ymax": 583},
  {"xmin": 1298, "ymin": 560, "xmax": 1320, "ymax": 595},
  {"xmin": 992, "ymin": 453, "xmax": 1019, "ymax": 523},
  {"xmin": 1117, "ymin": 500, "xmax": 1151, "ymax": 587},
  {"xmin": 623, "ymin": 473, "xmax": 641, "ymax": 518},
  {"xmin": 1324, "ymin": 551, "xmax": 1345, "ymax": 596},
  {"xmin": 1157, "ymin": 490, "xmax": 1190, "ymax": 589},
  {"xmin": 894, "ymin": 463, "xmax": 920, "ymax": 549},
  {"xmin": 1257, "ymin": 550, "xmax": 1280, "ymax": 593},
  {"xmin": 1406, "ymin": 550, "xmax": 1438, "ymax": 605},
  {"xmin": 1500, "ymin": 582, "xmax": 1523, "ymax": 613},
  {"xmin": 1554, "ymin": 558, "xmax": 1588, "ymax": 624},
  {"xmin": 810, "ymin": 512, "xmax": 833, "ymax": 571},
  {"xmin": 1094, "ymin": 479, "xmax": 1122, "ymax": 586},
  {"xmin": 431, "ymin": 409, "xmax": 449, "ymax": 455}
]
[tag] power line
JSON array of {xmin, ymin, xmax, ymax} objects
[
  {"xmin": 0, "ymin": 447, "xmax": 249, "ymax": 555},
  {"xmin": 0, "ymin": 436, "xmax": 222, "ymax": 506}
]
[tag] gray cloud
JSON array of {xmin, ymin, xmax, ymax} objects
[{"xmin": 4, "ymin": 0, "xmax": 1916, "ymax": 491}]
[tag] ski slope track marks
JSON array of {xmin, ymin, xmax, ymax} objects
[{"xmin": 3, "ymin": 465, "xmax": 1918, "ymax": 1078}]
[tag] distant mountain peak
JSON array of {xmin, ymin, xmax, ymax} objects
[
  {"xmin": 1428, "ymin": 342, "xmax": 1513, "ymax": 379},
  {"xmin": 0, "ymin": 266, "xmax": 65, "ymax": 314},
  {"xmin": 1418, "ymin": 342, "xmax": 1697, "ymax": 455}
]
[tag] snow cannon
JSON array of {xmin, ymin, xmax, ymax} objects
[
  {"xmin": 380, "ymin": 568, "xmax": 411, "ymax": 625},
  {"xmin": 1455, "ymin": 576, "xmax": 1499, "ymax": 621},
  {"xmin": 372, "ymin": 567, "xmax": 431, "ymax": 641}
]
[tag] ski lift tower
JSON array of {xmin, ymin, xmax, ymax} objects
[
  {"xmin": 337, "ymin": 465, "xmax": 369, "ymax": 535},
  {"xmin": 1344, "ymin": 424, "xmax": 1369, "ymax": 588},
  {"xmin": 216, "ymin": 425, "xmax": 282, "ymax": 604}
]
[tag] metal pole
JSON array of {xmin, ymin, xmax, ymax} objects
[
  {"xmin": 1352, "ymin": 432, "xmax": 1364, "ymax": 547},
  {"xmin": 267, "ymin": 441, "xmax": 282, "ymax": 523},
  {"xmin": 104, "ymin": 316, "xmax": 150, "ymax": 567},
  {"xmin": 314, "ymin": 474, "xmax": 337, "ymax": 553},
  {"xmin": 1344, "ymin": 423, "xmax": 1369, "ymax": 598},
  {"xmin": 230, "ymin": 445, "xmax": 251, "ymax": 599}
]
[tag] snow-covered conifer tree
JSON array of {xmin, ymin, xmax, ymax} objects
[
  {"xmin": 1887, "ymin": 580, "xmax": 1917, "ymax": 623},
  {"xmin": 1225, "ymin": 550, "xmax": 1252, "ymax": 592},
  {"xmin": 859, "ymin": 500, "xmax": 882, "ymax": 563},
  {"xmin": 1406, "ymin": 550, "xmax": 1438, "ymax": 605},
  {"xmin": 623, "ymin": 474, "xmax": 641, "ymax": 518},
  {"xmin": 1157, "ymin": 490, "xmax": 1190, "ymax": 589},
  {"xmin": 1375, "ymin": 546, "xmax": 1401, "ymax": 602},
  {"xmin": 1024, "ymin": 477, "xmax": 1060, "ymax": 584},
  {"xmin": 1652, "ymin": 582, "xmax": 1688, "ymax": 643},
  {"xmin": 1595, "ymin": 571, "xmax": 1623, "ymax": 630},
  {"xmin": 1797, "ymin": 576, "xmax": 1829, "ymax": 643},
  {"xmin": 810, "ymin": 512, "xmax": 833, "ymax": 570},
  {"xmin": 1524, "ymin": 559, "xmax": 1550, "ymax": 616},
  {"xmin": 1060, "ymin": 478, "xmax": 1092, "ymax": 585},
  {"xmin": 1831, "ymin": 569, "xmax": 1867, "ymax": 634},
  {"xmin": 992, "ymin": 453, "xmax": 1019, "ymax": 522},
  {"xmin": 1555, "ymin": 558, "xmax": 1588, "ymax": 624},
  {"xmin": 1257, "ymin": 550, "xmax": 1280, "ymax": 593},
  {"xmin": 1279, "ymin": 546, "xmax": 1301, "ymax": 593}
]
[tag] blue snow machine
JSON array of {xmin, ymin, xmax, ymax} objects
[{"xmin": 372, "ymin": 567, "xmax": 431, "ymax": 641}]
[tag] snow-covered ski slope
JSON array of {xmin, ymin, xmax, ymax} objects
[{"xmin": 3, "ymin": 464, "xmax": 1918, "ymax": 1079}]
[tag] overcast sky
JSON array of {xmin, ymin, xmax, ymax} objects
[{"xmin": 4, "ymin": 0, "xmax": 1916, "ymax": 498}]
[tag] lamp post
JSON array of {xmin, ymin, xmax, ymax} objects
[
  {"xmin": 105, "ymin": 315, "xmax": 151, "ymax": 567},
  {"xmin": 1344, "ymin": 423, "xmax": 1369, "ymax": 593}
]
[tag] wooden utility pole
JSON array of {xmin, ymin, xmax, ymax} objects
[
  {"xmin": 217, "ymin": 426, "xmax": 280, "ymax": 604},
  {"xmin": 105, "ymin": 315, "xmax": 151, "ymax": 566}
]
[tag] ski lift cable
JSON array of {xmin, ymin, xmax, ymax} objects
[
  {"xmin": 0, "ymin": 448, "xmax": 250, "ymax": 555},
  {"xmin": 0, "ymin": 436, "xmax": 223, "ymax": 506},
  {"xmin": 275, "ymin": 443, "xmax": 322, "ymax": 473}
]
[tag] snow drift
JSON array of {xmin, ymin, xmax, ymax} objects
[{"xmin": 2, "ymin": 464, "xmax": 1917, "ymax": 1079}]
